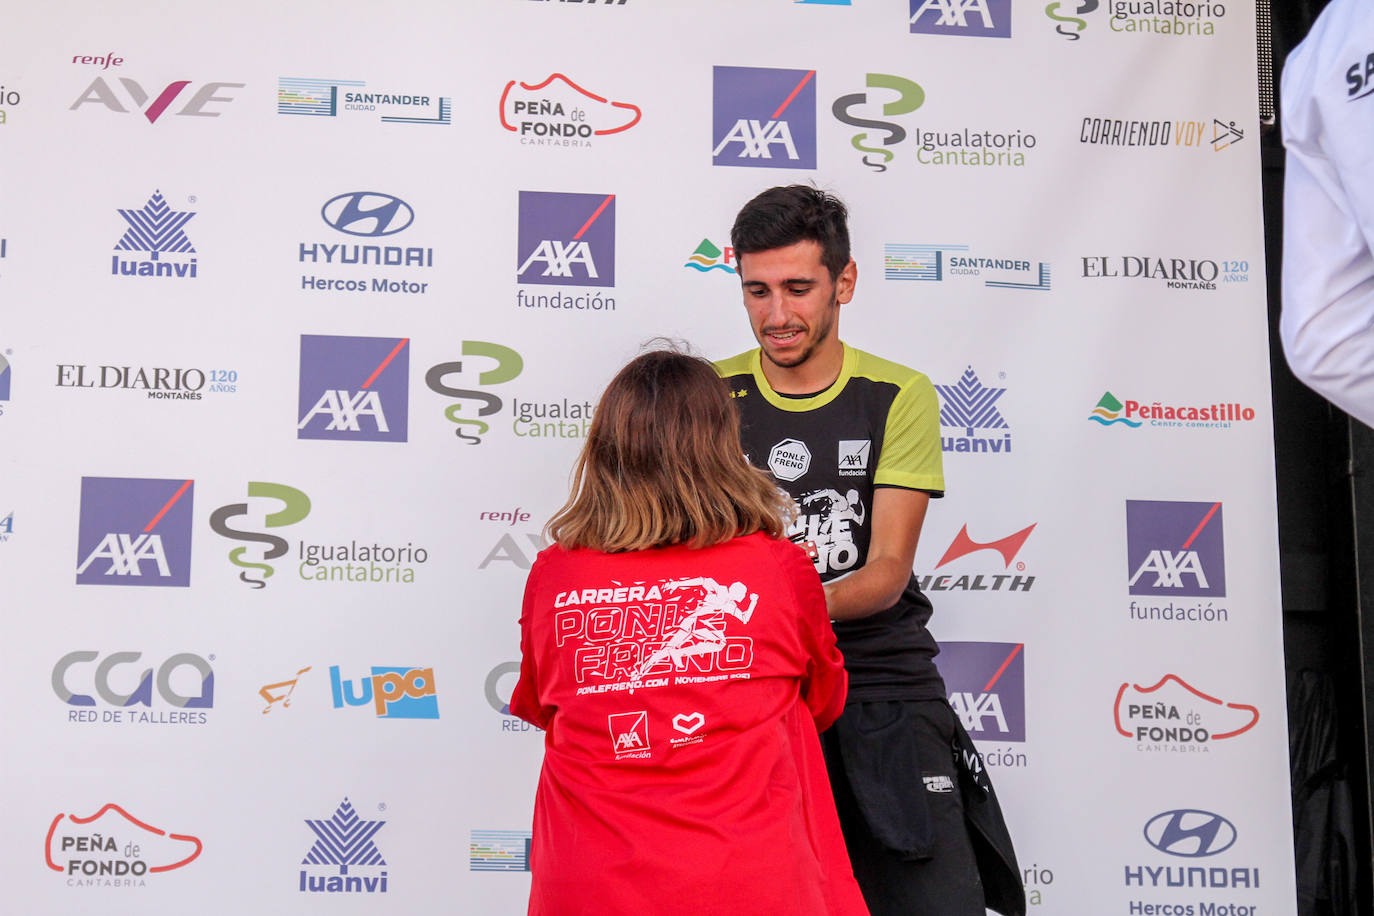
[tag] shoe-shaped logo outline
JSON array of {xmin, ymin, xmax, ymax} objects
[
  {"xmin": 499, "ymin": 73, "xmax": 642, "ymax": 135},
  {"xmin": 45, "ymin": 803, "xmax": 202, "ymax": 873},
  {"xmin": 1113, "ymin": 674, "xmax": 1259, "ymax": 740}
]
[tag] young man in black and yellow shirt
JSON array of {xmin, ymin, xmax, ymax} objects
[{"xmin": 717, "ymin": 185, "xmax": 1021, "ymax": 916}]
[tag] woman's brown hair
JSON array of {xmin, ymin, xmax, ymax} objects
[{"xmin": 548, "ymin": 348, "xmax": 793, "ymax": 552}]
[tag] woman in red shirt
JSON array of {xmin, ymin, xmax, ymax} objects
[{"xmin": 511, "ymin": 349, "xmax": 867, "ymax": 915}]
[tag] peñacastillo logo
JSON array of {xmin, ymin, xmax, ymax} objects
[
  {"xmin": 684, "ymin": 238, "xmax": 736, "ymax": 274},
  {"xmin": 300, "ymin": 798, "xmax": 388, "ymax": 894},
  {"xmin": 110, "ymin": 190, "xmax": 196, "ymax": 279},
  {"xmin": 1089, "ymin": 390, "xmax": 1255, "ymax": 429}
]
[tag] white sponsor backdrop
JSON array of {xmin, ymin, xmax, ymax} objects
[{"xmin": 0, "ymin": 1, "xmax": 1294, "ymax": 913}]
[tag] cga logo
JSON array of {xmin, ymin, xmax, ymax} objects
[
  {"xmin": 330, "ymin": 665, "xmax": 439, "ymax": 719},
  {"xmin": 832, "ymin": 74, "xmax": 925, "ymax": 172},
  {"xmin": 910, "ymin": 0, "xmax": 1012, "ymax": 38},
  {"xmin": 1126, "ymin": 500, "xmax": 1224, "ymax": 598},
  {"xmin": 75, "ymin": 477, "xmax": 194, "ymax": 587},
  {"xmin": 301, "ymin": 798, "xmax": 388, "ymax": 894},
  {"xmin": 425, "ymin": 341, "xmax": 524, "ymax": 444},
  {"xmin": 112, "ymin": 190, "xmax": 196, "ymax": 279},
  {"xmin": 47, "ymin": 804, "xmax": 202, "ymax": 885},
  {"xmin": 936, "ymin": 366, "xmax": 1011, "ymax": 454},
  {"xmin": 298, "ymin": 335, "xmax": 409, "ymax": 443},
  {"xmin": 768, "ymin": 438, "xmax": 811, "ymax": 481},
  {"xmin": 320, "ymin": 193, "xmax": 414, "ymax": 237},
  {"xmin": 70, "ymin": 77, "xmax": 243, "ymax": 122},
  {"xmin": 517, "ymin": 191, "xmax": 616, "ymax": 288},
  {"xmin": 1144, "ymin": 810, "xmax": 1237, "ymax": 858},
  {"xmin": 52, "ymin": 651, "xmax": 213, "ymax": 717},
  {"xmin": 712, "ymin": 66, "xmax": 817, "ymax": 170},
  {"xmin": 941, "ymin": 642, "xmax": 1026, "ymax": 743},
  {"xmin": 209, "ymin": 482, "xmax": 312, "ymax": 588}
]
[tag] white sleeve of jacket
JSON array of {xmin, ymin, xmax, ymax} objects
[{"xmin": 1280, "ymin": 0, "xmax": 1374, "ymax": 426}]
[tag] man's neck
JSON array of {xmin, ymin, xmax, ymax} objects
[{"xmin": 759, "ymin": 339, "xmax": 845, "ymax": 395}]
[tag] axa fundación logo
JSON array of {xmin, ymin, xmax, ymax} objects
[
  {"xmin": 0, "ymin": 82, "xmax": 20, "ymax": 124},
  {"xmin": 910, "ymin": 0, "xmax": 1011, "ymax": 38},
  {"xmin": 1349, "ymin": 51, "xmax": 1374, "ymax": 101},
  {"xmin": 300, "ymin": 798, "xmax": 388, "ymax": 894},
  {"xmin": 1114, "ymin": 673, "xmax": 1258, "ymax": 752},
  {"xmin": 297, "ymin": 335, "xmax": 409, "ymax": 443},
  {"xmin": 684, "ymin": 238, "xmax": 736, "ymax": 274},
  {"xmin": 470, "ymin": 830, "xmax": 532, "ymax": 872},
  {"xmin": 917, "ymin": 522, "xmax": 1036, "ymax": 592},
  {"xmin": 425, "ymin": 341, "xmax": 524, "ymax": 444},
  {"xmin": 516, "ymin": 191, "xmax": 617, "ymax": 311},
  {"xmin": 1090, "ymin": 390, "xmax": 1256, "ymax": 431},
  {"xmin": 70, "ymin": 76, "xmax": 243, "ymax": 123},
  {"xmin": 111, "ymin": 190, "xmax": 196, "ymax": 279},
  {"xmin": 499, "ymin": 73, "xmax": 640, "ymax": 148},
  {"xmin": 712, "ymin": 66, "xmax": 817, "ymax": 170},
  {"xmin": 1126, "ymin": 500, "xmax": 1226, "ymax": 622},
  {"xmin": 300, "ymin": 192, "xmax": 432, "ymax": 295},
  {"xmin": 1126, "ymin": 808, "xmax": 1259, "ymax": 894},
  {"xmin": 75, "ymin": 477, "xmax": 194, "ymax": 587},
  {"xmin": 609, "ymin": 710, "xmax": 651, "ymax": 758},
  {"xmin": 885, "ymin": 243, "xmax": 1050, "ymax": 291},
  {"xmin": 52, "ymin": 651, "xmax": 213, "ymax": 725},
  {"xmin": 47, "ymin": 803, "xmax": 202, "ymax": 888},
  {"xmin": 941, "ymin": 642, "xmax": 1027, "ymax": 767},
  {"xmin": 330, "ymin": 666, "xmax": 438, "ymax": 719},
  {"xmin": 1045, "ymin": 0, "xmax": 1098, "ymax": 39},
  {"xmin": 1081, "ymin": 254, "xmax": 1249, "ymax": 291},
  {"xmin": 278, "ymin": 77, "xmax": 450, "ymax": 125},
  {"xmin": 936, "ymin": 366, "xmax": 1011, "ymax": 454},
  {"xmin": 1107, "ymin": 1, "xmax": 1227, "ymax": 38},
  {"xmin": 832, "ymin": 74, "xmax": 924, "ymax": 172},
  {"xmin": 1078, "ymin": 116, "xmax": 1243, "ymax": 152},
  {"xmin": 209, "ymin": 482, "xmax": 311, "ymax": 588}
]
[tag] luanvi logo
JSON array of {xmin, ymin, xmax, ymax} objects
[
  {"xmin": 426, "ymin": 342, "xmax": 524, "ymax": 444},
  {"xmin": 936, "ymin": 366, "xmax": 1011, "ymax": 454},
  {"xmin": 70, "ymin": 77, "xmax": 243, "ymax": 122},
  {"xmin": 209, "ymin": 482, "xmax": 312, "ymax": 588},
  {"xmin": 712, "ymin": 66, "xmax": 817, "ymax": 170},
  {"xmin": 75, "ymin": 477, "xmax": 194, "ymax": 587},
  {"xmin": 46, "ymin": 804, "xmax": 202, "ymax": 887},
  {"xmin": 300, "ymin": 798, "xmax": 388, "ymax": 894},
  {"xmin": 111, "ymin": 191, "xmax": 197, "ymax": 279}
]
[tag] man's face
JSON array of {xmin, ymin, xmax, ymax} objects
[{"xmin": 738, "ymin": 240, "xmax": 855, "ymax": 371}]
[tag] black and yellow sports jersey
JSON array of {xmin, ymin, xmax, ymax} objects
[{"xmin": 717, "ymin": 343, "xmax": 947, "ymax": 701}]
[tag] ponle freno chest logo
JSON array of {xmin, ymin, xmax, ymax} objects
[
  {"xmin": 278, "ymin": 77, "xmax": 450, "ymax": 125},
  {"xmin": 426, "ymin": 341, "xmax": 524, "ymax": 444},
  {"xmin": 910, "ymin": 0, "xmax": 1011, "ymax": 38},
  {"xmin": 53, "ymin": 651, "xmax": 213, "ymax": 725},
  {"xmin": 300, "ymin": 192, "xmax": 432, "ymax": 296},
  {"xmin": 209, "ymin": 482, "xmax": 311, "ymax": 588},
  {"xmin": 768, "ymin": 438, "xmax": 811, "ymax": 481},
  {"xmin": 936, "ymin": 366, "xmax": 1011, "ymax": 454},
  {"xmin": 297, "ymin": 335, "xmax": 409, "ymax": 443},
  {"xmin": 75, "ymin": 477, "xmax": 194, "ymax": 587},
  {"xmin": 111, "ymin": 190, "xmax": 197, "ymax": 279},
  {"xmin": 712, "ymin": 66, "xmax": 817, "ymax": 170},
  {"xmin": 47, "ymin": 804, "xmax": 201, "ymax": 889},
  {"xmin": 70, "ymin": 76, "xmax": 243, "ymax": 122},
  {"xmin": 500, "ymin": 73, "xmax": 640, "ymax": 148},
  {"xmin": 300, "ymin": 798, "xmax": 388, "ymax": 894}
]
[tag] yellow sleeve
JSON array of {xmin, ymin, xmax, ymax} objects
[{"xmin": 874, "ymin": 372, "xmax": 945, "ymax": 494}]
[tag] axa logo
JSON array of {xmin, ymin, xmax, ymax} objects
[
  {"xmin": 684, "ymin": 238, "xmax": 736, "ymax": 274},
  {"xmin": 941, "ymin": 642, "xmax": 1025, "ymax": 742},
  {"xmin": 112, "ymin": 190, "xmax": 197, "ymax": 279},
  {"xmin": 75, "ymin": 477, "xmax": 194, "ymax": 587},
  {"xmin": 320, "ymin": 193, "xmax": 414, "ymax": 237},
  {"xmin": 47, "ymin": 804, "xmax": 202, "ymax": 881},
  {"xmin": 329, "ymin": 665, "xmax": 439, "ymax": 719},
  {"xmin": 499, "ymin": 73, "xmax": 641, "ymax": 143},
  {"xmin": 1045, "ymin": 0, "xmax": 1098, "ymax": 40},
  {"xmin": 936, "ymin": 366, "xmax": 1011, "ymax": 454},
  {"xmin": 517, "ymin": 191, "xmax": 615, "ymax": 287},
  {"xmin": 425, "ymin": 341, "xmax": 524, "ymax": 444},
  {"xmin": 832, "ymin": 74, "xmax": 925, "ymax": 172},
  {"xmin": 52, "ymin": 651, "xmax": 214, "ymax": 710},
  {"xmin": 70, "ymin": 77, "xmax": 243, "ymax": 122},
  {"xmin": 1126, "ymin": 500, "xmax": 1225, "ymax": 598},
  {"xmin": 301, "ymin": 798, "xmax": 388, "ymax": 894},
  {"xmin": 297, "ymin": 335, "xmax": 409, "ymax": 443},
  {"xmin": 1143, "ymin": 810, "xmax": 1237, "ymax": 858},
  {"xmin": 209, "ymin": 482, "xmax": 312, "ymax": 588},
  {"xmin": 470, "ymin": 830, "xmax": 532, "ymax": 872},
  {"xmin": 712, "ymin": 66, "xmax": 817, "ymax": 170},
  {"xmin": 609, "ymin": 710, "xmax": 650, "ymax": 756},
  {"xmin": 910, "ymin": 0, "xmax": 1011, "ymax": 38}
]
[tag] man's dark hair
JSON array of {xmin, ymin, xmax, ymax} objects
[{"xmin": 730, "ymin": 185, "xmax": 851, "ymax": 280}]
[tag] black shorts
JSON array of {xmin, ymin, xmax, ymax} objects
[{"xmin": 821, "ymin": 699, "xmax": 985, "ymax": 916}]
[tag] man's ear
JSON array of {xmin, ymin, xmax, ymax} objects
[{"xmin": 836, "ymin": 258, "xmax": 857, "ymax": 304}]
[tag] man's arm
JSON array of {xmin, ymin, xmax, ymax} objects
[{"xmin": 823, "ymin": 486, "xmax": 928, "ymax": 621}]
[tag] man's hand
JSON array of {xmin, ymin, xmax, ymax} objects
[{"xmin": 822, "ymin": 487, "xmax": 929, "ymax": 621}]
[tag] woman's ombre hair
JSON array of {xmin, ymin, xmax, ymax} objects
[{"xmin": 548, "ymin": 348, "xmax": 793, "ymax": 552}]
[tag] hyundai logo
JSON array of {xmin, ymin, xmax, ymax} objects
[
  {"xmin": 1143, "ymin": 809, "xmax": 1237, "ymax": 858},
  {"xmin": 321, "ymin": 192, "xmax": 414, "ymax": 237}
]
